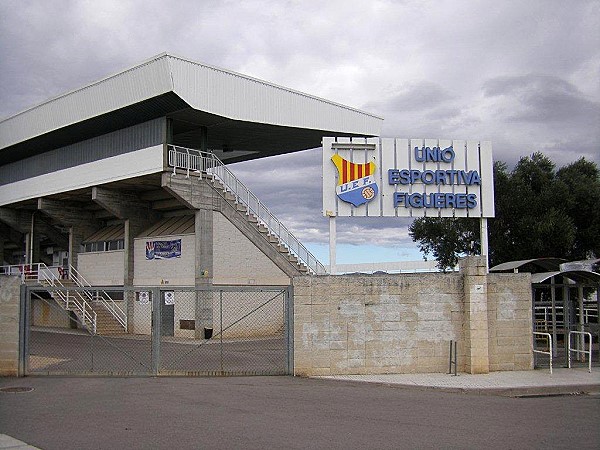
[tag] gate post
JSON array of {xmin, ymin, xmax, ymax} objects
[
  {"xmin": 151, "ymin": 287, "xmax": 161, "ymax": 376},
  {"xmin": 18, "ymin": 284, "xmax": 29, "ymax": 376},
  {"xmin": 285, "ymin": 285, "xmax": 294, "ymax": 375}
]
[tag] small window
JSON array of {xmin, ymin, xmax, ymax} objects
[{"xmin": 107, "ymin": 239, "xmax": 124, "ymax": 251}]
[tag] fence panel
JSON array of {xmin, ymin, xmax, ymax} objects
[
  {"xmin": 24, "ymin": 285, "xmax": 290, "ymax": 376},
  {"xmin": 26, "ymin": 287, "xmax": 153, "ymax": 375},
  {"xmin": 158, "ymin": 287, "xmax": 289, "ymax": 376}
]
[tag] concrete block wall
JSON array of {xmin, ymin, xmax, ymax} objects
[
  {"xmin": 213, "ymin": 213, "xmax": 290, "ymax": 286},
  {"xmin": 487, "ymin": 273, "xmax": 533, "ymax": 371},
  {"xmin": 78, "ymin": 250, "xmax": 125, "ymax": 286},
  {"xmin": 293, "ymin": 256, "xmax": 533, "ymax": 376},
  {"xmin": 0, "ymin": 275, "xmax": 20, "ymax": 376},
  {"xmin": 134, "ymin": 234, "xmax": 196, "ymax": 286},
  {"xmin": 293, "ymin": 273, "xmax": 465, "ymax": 376}
]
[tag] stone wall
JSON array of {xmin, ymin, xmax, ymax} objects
[
  {"xmin": 293, "ymin": 256, "xmax": 533, "ymax": 376},
  {"xmin": 0, "ymin": 275, "xmax": 20, "ymax": 376},
  {"xmin": 487, "ymin": 272, "xmax": 533, "ymax": 371}
]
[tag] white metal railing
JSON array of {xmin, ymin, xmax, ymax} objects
[
  {"xmin": 534, "ymin": 305, "xmax": 564, "ymax": 331},
  {"xmin": 69, "ymin": 264, "xmax": 127, "ymax": 330},
  {"xmin": 34, "ymin": 263, "xmax": 97, "ymax": 334},
  {"xmin": 533, "ymin": 332, "xmax": 553, "ymax": 375},
  {"xmin": 567, "ymin": 331, "xmax": 592, "ymax": 373},
  {"xmin": 168, "ymin": 145, "xmax": 327, "ymax": 275}
]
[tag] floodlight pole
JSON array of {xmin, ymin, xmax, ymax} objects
[
  {"xmin": 480, "ymin": 217, "xmax": 489, "ymax": 273},
  {"xmin": 329, "ymin": 215, "xmax": 336, "ymax": 275}
]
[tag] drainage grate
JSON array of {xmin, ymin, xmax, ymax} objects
[{"xmin": 0, "ymin": 386, "xmax": 34, "ymax": 393}]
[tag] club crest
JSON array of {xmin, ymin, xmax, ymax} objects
[{"xmin": 331, "ymin": 154, "xmax": 379, "ymax": 207}]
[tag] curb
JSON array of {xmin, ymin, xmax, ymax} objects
[{"xmin": 313, "ymin": 377, "xmax": 600, "ymax": 397}]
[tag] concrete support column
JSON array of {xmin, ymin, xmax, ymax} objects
[
  {"xmin": 460, "ymin": 256, "xmax": 490, "ymax": 374},
  {"xmin": 195, "ymin": 208, "xmax": 213, "ymax": 338},
  {"xmin": 124, "ymin": 219, "xmax": 146, "ymax": 333},
  {"xmin": 68, "ymin": 226, "xmax": 86, "ymax": 272},
  {"xmin": 0, "ymin": 275, "xmax": 21, "ymax": 376},
  {"xmin": 24, "ymin": 233, "xmax": 30, "ymax": 265}
]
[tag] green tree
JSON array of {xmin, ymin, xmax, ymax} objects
[{"xmin": 409, "ymin": 153, "xmax": 599, "ymax": 270}]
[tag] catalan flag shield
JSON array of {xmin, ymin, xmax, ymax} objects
[{"xmin": 331, "ymin": 154, "xmax": 379, "ymax": 207}]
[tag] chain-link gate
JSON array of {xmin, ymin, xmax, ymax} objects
[{"xmin": 21, "ymin": 285, "xmax": 292, "ymax": 376}]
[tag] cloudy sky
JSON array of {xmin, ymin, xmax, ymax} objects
[{"xmin": 1, "ymin": 0, "xmax": 599, "ymax": 265}]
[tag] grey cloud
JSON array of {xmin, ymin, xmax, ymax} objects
[
  {"xmin": 364, "ymin": 81, "xmax": 453, "ymax": 116},
  {"xmin": 483, "ymin": 74, "xmax": 600, "ymax": 125}
]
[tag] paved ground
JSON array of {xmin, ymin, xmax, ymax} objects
[
  {"xmin": 321, "ymin": 367, "xmax": 600, "ymax": 396},
  {"xmin": 29, "ymin": 329, "xmax": 286, "ymax": 375},
  {"xmin": 1, "ymin": 374, "xmax": 599, "ymax": 450}
]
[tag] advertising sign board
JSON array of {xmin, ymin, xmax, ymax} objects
[{"xmin": 323, "ymin": 137, "xmax": 494, "ymax": 218}]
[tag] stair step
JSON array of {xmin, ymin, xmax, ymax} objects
[{"xmin": 247, "ymin": 214, "xmax": 258, "ymax": 223}]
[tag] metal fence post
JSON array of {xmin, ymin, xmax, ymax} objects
[
  {"xmin": 286, "ymin": 286, "xmax": 294, "ymax": 375},
  {"xmin": 152, "ymin": 288, "xmax": 161, "ymax": 376},
  {"xmin": 18, "ymin": 285, "xmax": 28, "ymax": 376},
  {"xmin": 220, "ymin": 290, "xmax": 224, "ymax": 374}
]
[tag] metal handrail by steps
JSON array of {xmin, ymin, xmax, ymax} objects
[
  {"xmin": 28, "ymin": 263, "xmax": 97, "ymax": 334},
  {"xmin": 168, "ymin": 145, "xmax": 327, "ymax": 275},
  {"xmin": 69, "ymin": 265, "xmax": 127, "ymax": 330}
]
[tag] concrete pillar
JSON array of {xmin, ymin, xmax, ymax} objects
[
  {"xmin": 68, "ymin": 226, "xmax": 86, "ymax": 272},
  {"xmin": 124, "ymin": 219, "xmax": 147, "ymax": 333},
  {"xmin": 460, "ymin": 256, "xmax": 490, "ymax": 374},
  {"xmin": 24, "ymin": 233, "xmax": 30, "ymax": 265},
  {"xmin": 195, "ymin": 209, "xmax": 213, "ymax": 338},
  {"xmin": 0, "ymin": 275, "xmax": 21, "ymax": 376}
]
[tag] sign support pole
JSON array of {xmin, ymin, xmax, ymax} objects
[
  {"xmin": 329, "ymin": 215, "xmax": 336, "ymax": 275},
  {"xmin": 480, "ymin": 217, "xmax": 489, "ymax": 272}
]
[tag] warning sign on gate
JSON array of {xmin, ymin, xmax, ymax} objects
[
  {"xmin": 164, "ymin": 291, "xmax": 175, "ymax": 305},
  {"xmin": 138, "ymin": 291, "xmax": 150, "ymax": 305}
]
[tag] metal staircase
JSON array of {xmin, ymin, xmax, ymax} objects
[
  {"xmin": 168, "ymin": 145, "xmax": 327, "ymax": 275},
  {"xmin": 20, "ymin": 263, "xmax": 127, "ymax": 335}
]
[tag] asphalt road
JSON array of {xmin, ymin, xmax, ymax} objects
[
  {"xmin": 28, "ymin": 330, "xmax": 287, "ymax": 375},
  {"xmin": 1, "ymin": 376, "xmax": 598, "ymax": 450}
]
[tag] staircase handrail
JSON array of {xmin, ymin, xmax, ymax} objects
[
  {"xmin": 35, "ymin": 263, "xmax": 97, "ymax": 334},
  {"xmin": 69, "ymin": 265, "xmax": 127, "ymax": 330},
  {"xmin": 168, "ymin": 145, "xmax": 327, "ymax": 274}
]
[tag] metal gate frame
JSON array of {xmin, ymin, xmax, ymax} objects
[{"xmin": 19, "ymin": 284, "xmax": 294, "ymax": 376}]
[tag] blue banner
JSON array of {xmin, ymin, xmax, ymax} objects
[{"xmin": 146, "ymin": 239, "xmax": 181, "ymax": 260}]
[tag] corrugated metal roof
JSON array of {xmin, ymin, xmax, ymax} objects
[
  {"xmin": 531, "ymin": 270, "xmax": 600, "ymax": 284},
  {"xmin": 1, "ymin": 53, "xmax": 383, "ymax": 154},
  {"xmin": 489, "ymin": 258, "xmax": 566, "ymax": 272},
  {"xmin": 83, "ymin": 225, "xmax": 124, "ymax": 243},
  {"xmin": 139, "ymin": 215, "xmax": 195, "ymax": 238}
]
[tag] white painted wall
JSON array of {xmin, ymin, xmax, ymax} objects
[
  {"xmin": 213, "ymin": 212, "xmax": 290, "ymax": 286},
  {"xmin": 78, "ymin": 251, "xmax": 125, "ymax": 286},
  {"xmin": 0, "ymin": 145, "xmax": 163, "ymax": 206},
  {"xmin": 133, "ymin": 234, "xmax": 195, "ymax": 287}
]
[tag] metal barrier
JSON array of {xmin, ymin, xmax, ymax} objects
[
  {"xmin": 167, "ymin": 145, "xmax": 327, "ymax": 275},
  {"xmin": 567, "ymin": 331, "xmax": 592, "ymax": 373},
  {"xmin": 23, "ymin": 285, "xmax": 292, "ymax": 376},
  {"xmin": 69, "ymin": 265, "xmax": 127, "ymax": 330},
  {"xmin": 448, "ymin": 340, "xmax": 457, "ymax": 376},
  {"xmin": 533, "ymin": 332, "xmax": 553, "ymax": 374}
]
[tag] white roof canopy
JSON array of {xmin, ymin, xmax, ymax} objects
[{"xmin": 1, "ymin": 53, "xmax": 383, "ymax": 163}]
